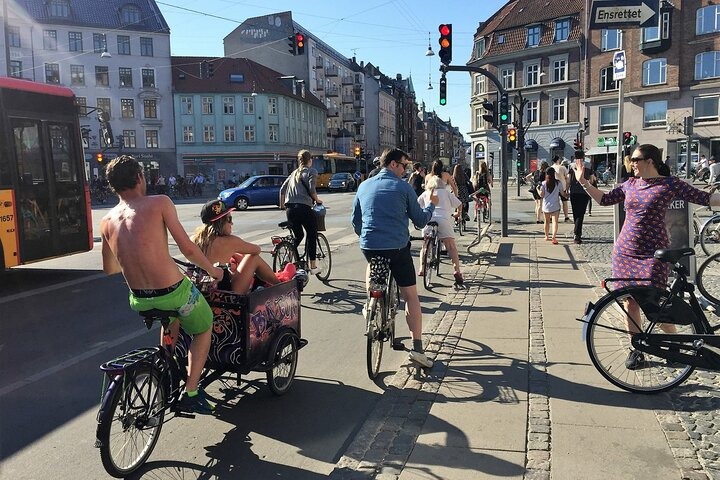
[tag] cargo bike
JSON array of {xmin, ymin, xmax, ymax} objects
[{"xmin": 94, "ymin": 260, "xmax": 308, "ymax": 478}]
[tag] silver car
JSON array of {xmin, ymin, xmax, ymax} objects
[{"xmin": 327, "ymin": 172, "xmax": 356, "ymax": 192}]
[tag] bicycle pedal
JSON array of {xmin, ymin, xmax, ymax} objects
[{"xmin": 392, "ymin": 340, "xmax": 406, "ymax": 351}]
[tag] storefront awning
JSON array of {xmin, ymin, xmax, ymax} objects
[
  {"xmin": 524, "ymin": 139, "xmax": 539, "ymax": 151},
  {"xmin": 584, "ymin": 146, "xmax": 616, "ymax": 156},
  {"xmin": 549, "ymin": 137, "xmax": 565, "ymax": 149}
]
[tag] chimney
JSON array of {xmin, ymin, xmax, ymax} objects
[{"xmin": 396, "ymin": 73, "xmax": 402, "ymax": 81}]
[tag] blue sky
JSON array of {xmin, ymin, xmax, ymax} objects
[{"xmin": 157, "ymin": 0, "xmax": 507, "ymax": 141}]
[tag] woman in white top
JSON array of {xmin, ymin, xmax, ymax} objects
[
  {"xmin": 417, "ymin": 174, "xmax": 464, "ymax": 285},
  {"xmin": 424, "ymin": 159, "xmax": 458, "ymax": 196}
]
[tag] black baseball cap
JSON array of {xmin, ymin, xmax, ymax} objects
[{"xmin": 200, "ymin": 199, "xmax": 235, "ymax": 224}]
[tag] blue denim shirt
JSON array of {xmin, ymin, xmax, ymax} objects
[{"xmin": 351, "ymin": 168, "xmax": 435, "ymax": 250}]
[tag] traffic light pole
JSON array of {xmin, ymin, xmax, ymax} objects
[{"xmin": 441, "ymin": 65, "xmax": 509, "ymax": 236}]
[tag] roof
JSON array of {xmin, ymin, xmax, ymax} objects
[
  {"xmin": 0, "ymin": 77, "xmax": 75, "ymax": 97},
  {"xmin": 171, "ymin": 56, "xmax": 326, "ymax": 110},
  {"xmin": 15, "ymin": 0, "xmax": 169, "ymax": 33}
]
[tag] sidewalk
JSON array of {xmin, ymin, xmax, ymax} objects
[{"xmin": 331, "ymin": 188, "xmax": 720, "ymax": 480}]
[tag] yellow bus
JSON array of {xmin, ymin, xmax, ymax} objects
[{"xmin": 312, "ymin": 152, "xmax": 360, "ymax": 189}]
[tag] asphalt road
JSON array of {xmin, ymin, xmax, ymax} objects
[{"xmin": 0, "ymin": 191, "xmax": 451, "ymax": 479}]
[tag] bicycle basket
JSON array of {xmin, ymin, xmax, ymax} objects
[{"xmin": 369, "ymin": 256, "xmax": 391, "ymax": 292}]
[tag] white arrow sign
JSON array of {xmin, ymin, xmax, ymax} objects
[{"xmin": 593, "ymin": 2, "xmax": 656, "ymax": 26}]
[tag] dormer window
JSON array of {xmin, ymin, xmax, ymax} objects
[
  {"xmin": 527, "ymin": 26, "xmax": 541, "ymax": 47},
  {"xmin": 121, "ymin": 4, "xmax": 141, "ymax": 24},
  {"xmin": 475, "ymin": 37, "xmax": 486, "ymax": 58},
  {"xmin": 48, "ymin": 0, "xmax": 69, "ymax": 18},
  {"xmin": 498, "ymin": 34, "xmax": 505, "ymax": 44},
  {"xmin": 554, "ymin": 19, "xmax": 570, "ymax": 42}
]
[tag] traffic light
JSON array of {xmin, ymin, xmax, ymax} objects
[
  {"xmin": 288, "ymin": 32, "xmax": 297, "ymax": 55},
  {"xmin": 623, "ymin": 131, "xmax": 633, "ymax": 145},
  {"xmin": 295, "ymin": 32, "xmax": 305, "ymax": 55},
  {"xmin": 583, "ymin": 117, "xmax": 589, "ymax": 131},
  {"xmin": 683, "ymin": 116, "xmax": 693, "ymax": 136},
  {"xmin": 507, "ymin": 126, "xmax": 517, "ymax": 150},
  {"xmin": 482, "ymin": 99, "xmax": 497, "ymax": 128},
  {"xmin": 96, "ymin": 153, "xmax": 104, "ymax": 164},
  {"xmin": 573, "ymin": 138, "xmax": 583, "ymax": 150},
  {"xmin": 439, "ymin": 75, "xmax": 447, "ymax": 106},
  {"xmin": 499, "ymin": 92, "xmax": 510, "ymax": 125},
  {"xmin": 438, "ymin": 24, "xmax": 452, "ymax": 65},
  {"xmin": 355, "ymin": 146, "xmax": 361, "ymax": 158}
]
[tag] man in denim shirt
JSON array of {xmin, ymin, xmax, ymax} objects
[{"xmin": 351, "ymin": 148, "xmax": 438, "ymax": 368}]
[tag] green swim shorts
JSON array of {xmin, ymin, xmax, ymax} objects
[{"xmin": 129, "ymin": 277, "xmax": 213, "ymax": 335}]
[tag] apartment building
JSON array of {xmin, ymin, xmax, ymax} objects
[
  {"xmin": 0, "ymin": 0, "xmax": 175, "ymax": 175},
  {"xmin": 468, "ymin": 0, "xmax": 585, "ymax": 175},
  {"xmin": 171, "ymin": 57, "xmax": 326, "ymax": 181},
  {"xmin": 223, "ymin": 11, "xmax": 365, "ymax": 156},
  {"xmin": 583, "ymin": 0, "xmax": 720, "ymax": 170},
  {"xmin": 415, "ymin": 103, "xmax": 464, "ymax": 166}
]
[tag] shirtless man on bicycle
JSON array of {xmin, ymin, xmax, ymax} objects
[
  {"xmin": 351, "ymin": 148, "xmax": 438, "ymax": 368},
  {"xmin": 100, "ymin": 155, "xmax": 223, "ymax": 414}
]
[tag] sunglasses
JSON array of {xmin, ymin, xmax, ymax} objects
[{"xmin": 629, "ymin": 157, "xmax": 645, "ymax": 163}]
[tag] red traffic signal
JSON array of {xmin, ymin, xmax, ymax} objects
[
  {"xmin": 96, "ymin": 153, "xmax": 104, "ymax": 164},
  {"xmin": 438, "ymin": 24, "xmax": 452, "ymax": 65},
  {"xmin": 296, "ymin": 32, "xmax": 305, "ymax": 55}
]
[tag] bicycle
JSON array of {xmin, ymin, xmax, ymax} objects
[
  {"xmin": 579, "ymin": 247, "xmax": 720, "ymax": 394},
  {"xmin": 420, "ymin": 221, "xmax": 441, "ymax": 290},
  {"xmin": 454, "ymin": 210, "xmax": 466, "ymax": 236},
  {"xmin": 271, "ymin": 221, "xmax": 332, "ymax": 282},
  {"xmin": 365, "ymin": 256, "xmax": 402, "ymax": 379},
  {"xmin": 695, "ymin": 184, "xmax": 720, "ymax": 255}
]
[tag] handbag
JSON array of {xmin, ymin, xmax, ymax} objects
[{"xmin": 312, "ymin": 203, "xmax": 326, "ymax": 231}]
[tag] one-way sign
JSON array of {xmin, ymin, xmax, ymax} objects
[{"xmin": 590, "ymin": 0, "xmax": 658, "ymax": 29}]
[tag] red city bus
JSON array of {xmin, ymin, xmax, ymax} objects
[{"xmin": 0, "ymin": 77, "xmax": 93, "ymax": 269}]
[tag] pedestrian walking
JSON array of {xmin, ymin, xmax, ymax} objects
[
  {"xmin": 407, "ymin": 162, "xmax": 426, "ymax": 197},
  {"xmin": 452, "ymin": 164, "xmax": 470, "ymax": 222},
  {"xmin": 537, "ymin": 169, "xmax": 561, "ymax": 244},
  {"xmin": 550, "ymin": 156, "xmax": 570, "ymax": 222},
  {"xmin": 527, "ymin": 161, "xmax": 548, "ymax": 224},
  {"xmin": 567, "ymin": 150, "xmax": 596, "ymax": 244}
]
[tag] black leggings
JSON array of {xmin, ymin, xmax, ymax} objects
[
  {"xmin": 570, "ymin": 194, "xmax": 589, "ymax": 240},
  {"xmin": 286, "ymin": 203, "xmax": 317, "ymax": 261}
]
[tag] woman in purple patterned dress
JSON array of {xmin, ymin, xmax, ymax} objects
[{"xmin": 576, "ymin": 144, "xmax": 720, "ymax": 369}]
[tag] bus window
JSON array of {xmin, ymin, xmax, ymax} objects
[
  {"xmin": 14, "ymin": 120, "xmax": 45, "ymax": 186},
  {"xmin": 313, "ymin": 157, "xmax": 330, "ymax": 175},
  {"xmin": 336, "ymin": 160, "xmax": 356, "ymax": 174},
  {"xmin": 49, "ymin": 123, "xmax": 78, "ymax": 183}
]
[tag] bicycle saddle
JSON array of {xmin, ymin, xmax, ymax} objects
[
  {"xmin": 428, "ymin": 221, "xmax": 439, "ymax": 227},
  {"xmin": 654, "ymin": 248, "xmax": 695, "ymax": 264},
  {"xmin": 139, "ymin": 309, "xmax": 178, "ymax": 329},
  {"xmin": 278, "ymin": 221, "xmax": 293, "ymax": 229}
]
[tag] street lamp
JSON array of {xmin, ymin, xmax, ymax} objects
[{"xmin": 425, "ymin": 32, "xmax": 435, "ymax": 57}]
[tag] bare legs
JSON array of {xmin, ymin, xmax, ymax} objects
[
  {"xmin": 543, "ymin": 211, "xmax": 559, "ymax": 242},
  {"xmin": 442, "ymin": 237, "xmax": 461, "ymax": 274},
  {"xmin": 231, "ymin": 254, "xmax": 280, "ymax": 293},
  {"xmin": 535, "ymin": 199, "xmax": 542, "ymax": 222},
  {"xmin": 163, "ymin": 320, "xmax": 210, "ymax": 393},
  {"xmin": 400, "ymin": 284, "xmax": 423, "ymax": 341}
]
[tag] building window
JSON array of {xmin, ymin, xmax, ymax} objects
[
  {"xmin": 475, "ymin": 38, "xmax": 485, "ymax": 58},
  {"xmin": 95, "ymin": 66, "xmax": 109, "ymax": 86},
  {"xmin": 123, "ymin": 130, "xmax": 136, "ymax": 148},
  {"xmin": 145, "ymin": 130, "xmax": 159, "ymax": 149},
  {"xmin": 97, "ymin": 98, "xmax": 111, "ymax": 117},
  {"xmin": 526, "ymin": 100, "xmax": 539, "ymax": 125},
  {"xmin": 474, "ymin": 107, "xmax": 481, "ymax": 130},
  {"xmin": 181, "ymin": 96, "xmax": 193, "ymax": 114},
  {"xmin": 93, "ymin": 33, "xmax": 106, "ymax": 53},
  {"xmin": 527, "ymin": 26, "xmax": 540, "ymax": 47},
  {"xmin": 526, "ymin": 63, "xmax": 540, "ymax": 86},
  {"xmin": 140, "ymin": 37, "xmax": 153, "ymax": 57},
  {"xmin": 70, "ymin": 65, "xmax": 84, "ymax": 85},
  {"xmin": 43, "ymin": 30, "xmax": 57, "ymax": 50},
  {"xmin": 202, "ymin": 97, "xmax": 214, "ymax": 114},
  {"xmin": 643, "ymin": 100, "xmax": 667, "ymax": 127},
  {"xmin": 121, "ymin": 5, "xmax": 141, "ymax": 24},
  {"xmin": 76, "ymin": 97, "xmax": 87, "ymax": 115},
  {"xmin": 223, "ymin": 96, "xmax": 234, "ymax": 114},
  {"xmin": 117, "ymin": 35, "xmax": 131, "ymax": 55},
  {"xmin": 143, "ymin": 99, "xmax": 157, "ymax": 119},
  {"xmin": 269, "ymin": 124, "xmax": 279, "ymax": 142},
  {"xmin": 554, "ymin": 19, "xmax": 570, "ymax": 42},
  {"xmin": 182, "ymin": 126, "xmax": 194, "ymax": 143},
  {"xmin": 244, "ymin": 125, "xmax": 255, "ymax": 142},
  {"xmin": 643, "ymin": 58, "xmax": 667, "ymax": 85},
  {"xmin": 694, "ymin": 96, "xmax": 719, "ymax": 123},
  {"xmin": 600, "ymin": 66, "xmax": 618, "ymax": 92},
  {"xmin": 268, "ymin": 97, "xmax": 278, "ymax": 115},
  {"xmin": 9, "ymin": 60, "xmax": 22, "ymax": 78},
  {"xmin": 119, "ymin": 67, "xmax": 133, "ymax": 87},
  {"xmin": 68, "ymin": 32, "xmax": 82, "ymax": 52},
  {"xmin": 121, "ymin": 99, "xmax": 134, "ymax": 118},
  {"xmin": 474, "ymin": 74, "xmax": 481, "ymax": 95},
  {"xmin": 552, "ymin": 96, "xmax": 566, "ymax": 123},
  {"xmin": 203, "ymin": 125, "xmax": 215, "ymax": 143},
  {"xmin": 7, "ymin": 26, "xmax": 21, "ymax": 47},
  {"xmin": 44, "ymin": 63, "xmax": 60, "ymax": 84},
  {"xmin": 48, "ymin": 0, "xmax": 69, "ymax": 17},
  {"xmin": 697, "ymin": 5, "xmax": 720, "ymax": 35},
  {"xmin": 642, "ymin": 24, "xmax": 661, "ymax": 43},
  {"xmin": 243, "ymin": 97, "xmax": 255, "ymax": 114},
  {"xmin": 501, "ymin": 67, "xmax": 514, "ymax": 90},
  {"xmin": 599, "ymin": 105, "xmax": 619, "ymax": 130},
  {"xmin": 695, "ymin": 52, "xmax": 720, "ymax": 80},
  {"xmin": 223, "ymin": 125, "xmax": 235, "ymax": 142},
  {"xmin": 553, "ymin": 59, "xmax": 567, "ymax": 82},
  {"xmin": 601, "ymin": 29, "xmax": 621, "ymax": 51},
  {"xmin": 141, "ymin": 69, "xmax": 155, "ymax": 88}
]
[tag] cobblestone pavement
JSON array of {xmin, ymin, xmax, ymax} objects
[{"xmin": 576, "ymin": 220, "xmax": 720, "ymax": 480}]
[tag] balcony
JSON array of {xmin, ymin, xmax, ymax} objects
[
  {"xmin": 354, "ymin": 116, "xmax": 365, "ymax": 125},
  {"xmin": 327, "ymin": 107, "xmax": 339, "ymax": 117},
  {"xmin": 342, "ymin": 112, "xmax": 355, "ymax": 123},
  {"xmin": 354, "ymin": 134, "xmax": 365, "ymax": 142},
  {"xmin": 316, "ymin": 57, "xmax": 323, "ymax": 68},
  {"xmin": 327, "ymin": 127, "xmax": 340, "ymax": 137},
  {"xmin": 353, "ymin": 83, "xmax": 363, "ymax": 92},
  {"xmin": 353, "ymin": 99, "xmax": 364, "ymax": 108},
  {"xmin": 315, "ymin": 81, "xmax": 324, "ymax": 91},
  {"xmin": 326, "ymin": 87, "xmax": 339, "ymax": 97},
  {"xmin": 342, "ymin": 75, "xmax": 353, "ymax": 85},
  {"xmin": 325, "ymin": 66, "xmax": 339, "ymax": 77},
  {"xmin": 341, "ymin": 94, "xmax": 354, "ymax": 104}
]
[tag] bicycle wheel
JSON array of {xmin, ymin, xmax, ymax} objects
[
  {"xmin": 266, "ymin": 331, "xmax": 299, "ymax": 395},
  {"xmin": 272, "ymin": 241, "xmax": 297, "ymax": 272},
  {"xmin": 366, "ymin": 297, "xmax": 384, "ymax": 379},
  {"xmin": 314, "ymin": 233, "xmax": 332, "ymax": 282},
  {"xmin": 386, "ymin": 276, "xmax": 399, "ymax": 345},
  {"xmin": 98, "ymin": 366, "xmax": 165, "ymax": 478},
  {"xmin": 423, "ymin": 237, "xmax": 435, "ymax": 290},
  {"xmin": 585, "ymin": 287, "xmax": 700, "ymax": 394},
  {"xmin": 700, "ymin": 216, "xmax": 720, "ymax": 256},
  {"xmin": 435, "ymin": 235, "xmax": 442, "ymax": 276},
  {"xmin": 697, "ymin": 252, "xmax": 720, "ymax": 307}
]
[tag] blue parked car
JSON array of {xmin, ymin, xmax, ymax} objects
[{"xmin": 219, "ymin": 175, "xmax": 286, "ymax": 210}]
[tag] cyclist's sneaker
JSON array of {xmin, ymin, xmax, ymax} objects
[
  {"xmin": 408, "ymin": 350, "xmax": 434, "ymax": 369},
  {"xmin": 178, "ymin": 388, "xmax": 215, "ymax": 415},
  {"xmin": 293, "ymin": 269, "xmax": 309, "ymax": 289},
  {"xmin": 309, "ymin": 266, "xmax": 322, "ymax": 275},
  {"xmin": 625, "ymin": 349, "xmax": 646, "ymax": 370},
  {"xmin": 453, "ymin": 272, "xmax": 464, "ymax": 286}
]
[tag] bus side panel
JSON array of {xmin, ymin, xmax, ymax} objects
[
  {"xmin": 84, "ymin": 183, "xmax": 93, "ymax": 249},
  {"xmin": 0, "ymin": 189, "xmax": 20, "ymax": 268}
]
